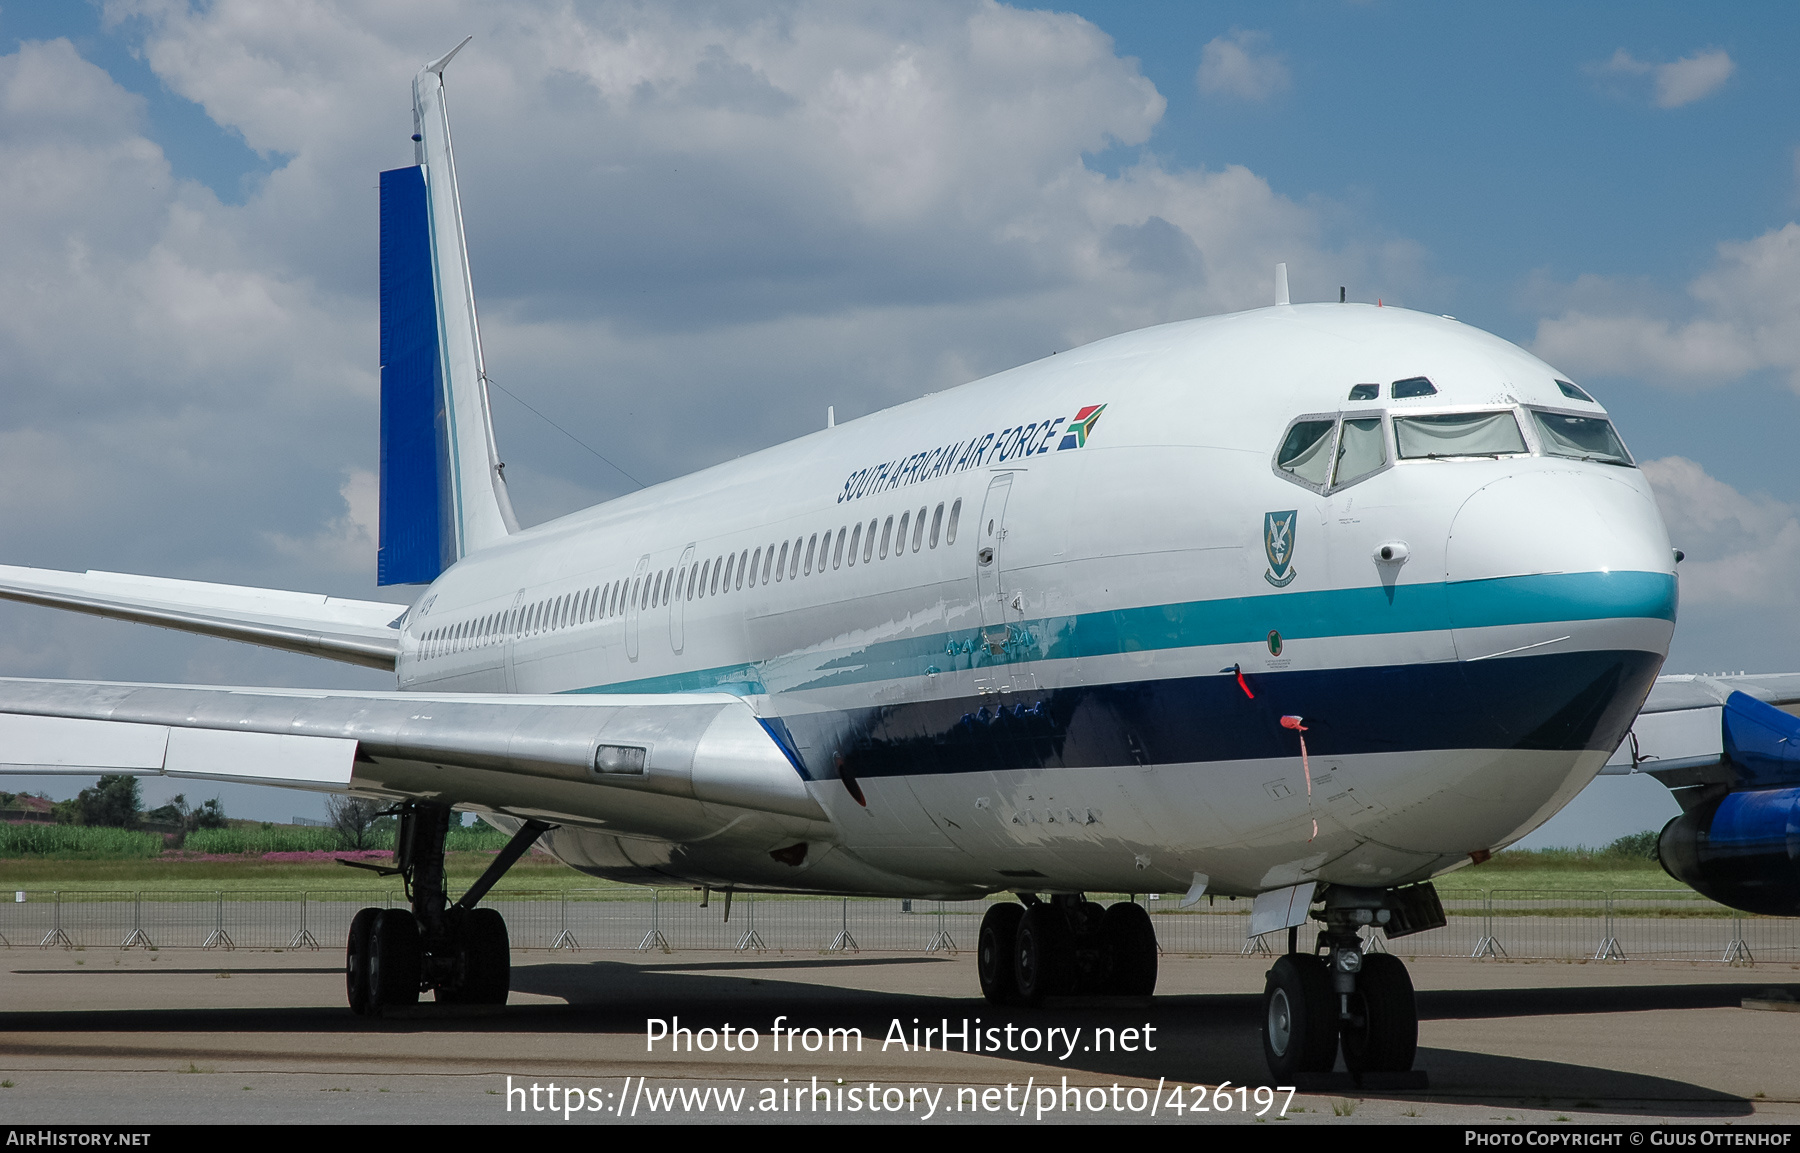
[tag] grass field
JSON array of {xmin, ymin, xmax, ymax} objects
[
  {"xmin": 0, "ymin": 843, "xmax": 1683, "ymax": 897},
  {"xmin": 0, "ymin": 851, "xmax": 645, "ymax": 894}
]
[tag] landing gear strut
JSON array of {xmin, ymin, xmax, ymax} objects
[
  {"xmin": 978, "ymin": 894, "xmax": 1159, "ymax": 1005},
  {"xmin": 1260, "ymin": 884, "xmax": 1435, "ymax": 1078},
  {"xmin": 343, "ymin": 803, "xmax": 552, "ymax": 1016}
]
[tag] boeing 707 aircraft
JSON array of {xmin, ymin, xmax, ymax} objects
[{"xmin": 0, "ymin": 44, "xmax": 1711, "ymax": 1079}]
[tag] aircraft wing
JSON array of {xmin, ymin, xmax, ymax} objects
[
  {"xmin": 0, "ymin": 565, "xmax": 408, "ymax": 670},
  {"xmin": 1601, "ymin": 672, "xmax": 1800, "ymax": 790},
  {"xmin": 0, "ymin": 678, "xmax": 825, "ymax": 835}
]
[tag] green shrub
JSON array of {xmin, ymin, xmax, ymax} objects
[
  {"xmin": 0, "ymin": 823, "xmax": 163, "ymax": 859},
  {"xmin": 184, "ymin": 826, "xmax": 351, "ymax": 854}
]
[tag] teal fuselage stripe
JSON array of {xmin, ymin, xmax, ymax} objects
[{"xmin": 566, "ymin": 569, "xmax": 1676, "ymax": 699}]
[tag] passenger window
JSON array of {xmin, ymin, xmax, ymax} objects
[
  {"xmin": 1277, "ymin": 419, "xmax": 1335, "ymax": 486},
  {"xmin": 790, "ymin": 537, "xmax": 803, "ymax": 579},
  {"xmin": 833, "ymin": 527, "xmax": 846, "ymax": 569},
  {"xmin": 776, "ymin": 542, "xmax": 789, "ymax": 582},
  {"xmin": 736, "ymin": 550, "xmax": 748, "ymax": 589},
  {"xmin": 864, "ymin": 519, "xmax": 877, "ymax": 562},
  {"xmin": 711, "ymin": 556, "xmax": 723, "ymax": 595},
  {"xmin": 804, "ymin": 535, "xmax": 817, "ymax": 575},
  {"xmin": 1395, "ymin": 411, "xmax": 1527, "ymax": 458},
  {"xmin": 929, "ymin": 503, "xmax": 944, "ymax": 548},
  {"xmin": 847, "ymin": 523, "xmax": 862, "ymax": 566},
  {"xmin": 749, "ymin": 548, "xmax": 761, "ymax": 587},
  {"xmin": 946, "ymin": 500, "xmax": 961, "ymax": 545},
  {"xmin": 913, "ymin": 507, "xmax": 927, "ymax": 551},
  {"xmin": 1333, "ymin": 418, "xmax": 1386, "ymax": 487},
  {"xmin": 699, "ymin": 559, "xmax": 710, "ymax": 596},
  {"xmin": 894, "ymin": 512, "xmax": 909, "ymax": 555},
  {"xmin": 661, "ymin": 569, "xmax": 672, "ymax": 606},
  {"xmin": 1555, "ymin": 380, "xmax": 1596, "ymax": 403},
  {"xmin": 1348, "ymin": 383, "xmax": 1379, "ymax": 401},
  {"xmin": 1391, "ymin": 376, "xmax": 1437, "ymax": 399}
]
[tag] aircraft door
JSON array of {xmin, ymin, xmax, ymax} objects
[
  {"xmin": 670, "ymin": 544, "xmax": 694, "ymax": 654},
  {"xmin": 976, "ymin": 473, "xmax": 1015, "ymax": 642},
  {"xmin": 625, "ymin": 554, "xmax": 650, "ymax": 662},
  {"xmin": 500, "ymin": 588, "xmax": 526, "ymax": 692}
]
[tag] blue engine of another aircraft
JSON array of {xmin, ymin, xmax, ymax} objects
[
  {"xmin": 1659, "ymin": 785, "xmax": 1800, "ymax": 916},
  {"xmin": 1658, "ymin": 692, "xmax": 1800, "ymax": 916}
]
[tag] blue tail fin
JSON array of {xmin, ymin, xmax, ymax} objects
[
  {"xmin": 378, "ymin": 165, "xmax": 447, "ymax": 585},
  {"xmin": 377, "ymin": 42, "xmax": 516, "ymax": 586}
]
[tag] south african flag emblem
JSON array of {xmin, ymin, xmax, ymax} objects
[{"xmin": 1057, "ymin": 403, "xmax": 1106, "ymax": 450}]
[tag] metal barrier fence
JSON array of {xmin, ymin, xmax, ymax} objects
[{"xmin": 1, "ymin": 887, "xmax": 1792, "ymax": 963}]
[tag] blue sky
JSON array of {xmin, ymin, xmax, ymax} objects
[{"xmin": 0, "ymin": 1, "xmax": 1794, "ymax": 845}]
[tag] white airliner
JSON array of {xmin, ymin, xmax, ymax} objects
[{"xmin": 0, "ymin": 46, "xmax": 1696, "ymax": 1078}]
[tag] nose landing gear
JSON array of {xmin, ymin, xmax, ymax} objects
[
  {"xmin": 342, "ymin": 803, "xmax": 550, "ymax": 1015},
  {"xmin": 1259, "ymin": 884, "xmax": 1438, "ymax": 1082}
]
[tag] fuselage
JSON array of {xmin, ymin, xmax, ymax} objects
[{"xmin": 388, "ymin": 303, "xmax": 1675, "ymax": 900}]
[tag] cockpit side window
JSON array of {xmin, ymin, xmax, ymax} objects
[
  {"xmin": 1530, "ymin": 409, "xmax": 1633, "ymax": 466},
  {"xmin": 1348, "ymin": 383, "xmax": 1379, "ymax": 401},
  {"xmin": 1332, "ymin": 417, "xmax": 1387, "ymax": 487},
  {"xmin": 1394, "ymin": 411, "xmax": 1527, "ymax": 459},
  {"xmin": 1555, "ymin": 380, "xmax": 1596, "ymax": 403},
  {"xmin": 1275, "ymin": 419, "xmax": 1336, "ymax": 487},
  {"xmin": 1391, "ymin": 376, "xmax": 1437, "ymax": 399}
]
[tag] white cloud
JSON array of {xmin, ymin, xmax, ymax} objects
[
  {"xmin": 266, "ymin": 469, "xmax": 377, "ymax": 574},
  {"xmin": 1641, "ymin": 457, "xmax": 1800, "ymax": 608},
  {"xmin": 1591, "ymin": 47, "xmax": 1733, "ymax": 109},
  {"xmin": 1532, "ymin": 223, "xmax": 1800, "ymax": 391},
  {"xmin": 1196, "ymin": 29, "xmax": 1289, "ymax": 102}
]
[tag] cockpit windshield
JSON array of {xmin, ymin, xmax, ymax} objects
[
  {"xmin": 1530, "ymin": 409, "xmax": 1632, "ymax": 466},
  {"xmin": 1393, "ymin": 411, "xmax": 1527, "ymax": 459}
]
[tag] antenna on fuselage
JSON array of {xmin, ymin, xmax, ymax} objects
[{"xmin": 1275, "ymin": 263, "xmax": 1290, "ymax": 306}]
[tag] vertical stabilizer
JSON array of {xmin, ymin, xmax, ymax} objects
[{"xmin": 377, "ymin": 39, "xmax": 516, "ymax": 585}]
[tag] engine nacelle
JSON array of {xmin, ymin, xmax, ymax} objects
[{"xmin": 1658, "ymin": 786, "xmax": 1800, "ymax": 917}]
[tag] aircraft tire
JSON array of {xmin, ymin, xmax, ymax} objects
[
  {"xmin": 345, "ymin": 906, "xmax": 380, "ymax": 1015},
  {"xmin": 1340, "ymin": 953, "xmax": 1417, "ymax": 1074},
  {"xmin": 1262, "ymin": 954, "xmax": 1338, "ymax": 1077},
  {"xmin": 1101, "ymin": 901, "xmax": 1158, "ymax": 997},
  {"xmin": 978, "ymin": 903, "xmax": 1025, "ymax": 1005},
  {"xmin": 443, "ymin": 907, "xmax": 510, "ymax": 1006},
  {"xmin": 368, "ymin": 908, "xmax": 421, "ymax": 1014},
  {"xmin": 1014, "ymin": 904, "xmax": 1075, "ymax": 1005}
]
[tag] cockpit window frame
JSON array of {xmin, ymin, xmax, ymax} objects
[
  {"xmin": 1270, "ymin": 412, "xmax": 1342, "ymax": 495},
  {"xmin": 1271, "ymin": 408, "xmax": 1396, "ymax": 495},
  {"xmin": 1391, "ymin": 405, "xmax": 1531, "ymax": 463},
  {"xmin": 1523, "ymin": 404, "xmax": 1636, "ymax": 468}
]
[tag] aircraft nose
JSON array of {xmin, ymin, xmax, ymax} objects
[
  {"xmin": 1444, "ymin": 468, "xmax": 1677, "ymax": 666},
  {"xmin": 1447, "ymin": 468, "xmax": 1674, "ymax": 591}
]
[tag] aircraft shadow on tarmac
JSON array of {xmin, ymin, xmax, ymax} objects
[{"xmin": 7, "ymin": 957, "xmax": 1780, "ymax": 1117}]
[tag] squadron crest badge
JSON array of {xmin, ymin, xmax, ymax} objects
[{"xmin": 1264, "ymin": 510, "xmax": 1298, "ymax": 587}]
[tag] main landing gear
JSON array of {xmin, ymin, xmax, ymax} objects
[
  {"xmin": 978, "ymin": 895, "xmax": 1158, "ymax": 1005},
  {"xmin": 1261, "ymin": 885, "xmax": 1442, "ymax": 1079},
  {"xmin": 343, "ymin": 803, "xmax": 552, "ymax": 1016}
]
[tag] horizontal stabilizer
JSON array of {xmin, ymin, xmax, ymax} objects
[{"xmin": 0, "ymin": 565, "xmax": 407, "ymax": 670}]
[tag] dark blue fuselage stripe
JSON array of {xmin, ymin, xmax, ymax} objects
[{"xmin": 781, "ymin": 647, "xmax": 1662, "ymax": 782}]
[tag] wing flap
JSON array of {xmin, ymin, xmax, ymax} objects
[{"xmin": 0, "ymin": 565, "xmax": 407, "ymax": 670}]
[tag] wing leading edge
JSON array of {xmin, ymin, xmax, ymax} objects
[
  {"xmin": 0, "ymin": 678, "xmax": 826, "ymax": 840},
  {"xmin": 0, "ymin": 565, "xmax": 408, "ymax": 670}
]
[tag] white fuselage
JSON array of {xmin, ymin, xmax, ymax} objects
[{"xmin": 384, "ymin": 303, "xmax": 1675, "ymax": 900}]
